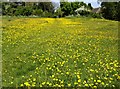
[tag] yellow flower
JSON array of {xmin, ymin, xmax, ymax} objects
[
  {"xmin": 74, "ymin": 82, "xmax": 78, "ymax": 85},
  {"xmin": 52, "ymin": 75, "xmax": 54, "ymax": 78},
  {"xmin": 55, "ymin": 84, "xmax": 59, "ymax": 86},
  {"xmin": 117, "ymin": 75, "xmax": 120, "ymax": 79},
  {"xmin": 40, "ymin": 84, "xmax": 42, "ymax": 87},
  {"xmin": 11, "ymin": 82, "xmax": 13, "ymax": 84},
  {"xmin": 36, "ymin": 67, "xmax": 38, "ymax": 70},
  {"xmin": 61, "ymin": 81, "xmax": 64, "ymax": 84},
  {"xmin": 85, "ymin": 84, "xmax": 89, "ymax": 87},
  {"xmin": 78, "ymin": 79, "xmax": 81, "ymax": 83},
  {"xmin": 20, "ymin": 84, "xmax": 24, "ymax": 87},
  {"xmin": 66, "ymin": 72, "xmax": 69, "ymax": 75},
  {"xmin": 49, "ymin": 83, "xmax": 52, "ymax": 86},
  {"xmin": 90, "ymin": 69, "xmax": 94, "ymax": 72},
  {"xmin": 42, "ymin": 82, "xmax": 45, "ymax": 85},
  {"xmin": 112, "ymin": 85, "xmax": 115, "ymax": 87},
  {"xmin": 101, "ymin": 82, "xmax": 104, "ymax": 85},
  {"xmin": 22, "ymin": 76, "xmax": 25, "ymax": 78},
  {"xmin": 77, "ymin": 75, "xmax": 80, "ymax": 78},
  {"xmin": 68, "ymin": 84, "xmax": 71, "ymax": 86},
  {"xmin": 32, "ymin": 83, "xmax": 35, "ymax": 87},
  {"xmin": 24, "ymin": 82, "xmax": 30, "ymax": 86},
  {"xmin": 61, "ymin": 84, "xmax": 64, "ymax": 87},
  {"xmin": 97, "ymin": 80, "xmax": 101, "ymax": 83},
  {"xmin": 33, "ymin": 78, "xmax": 36, "ymax": 81},
  {"xmin": 93, "ymin": 86, "xmax": 97, "ymax": 88}
]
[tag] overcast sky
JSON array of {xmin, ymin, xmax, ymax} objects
[{"xmin": 51, "ymin": 0, "xmax": 101, "ymax": 8}]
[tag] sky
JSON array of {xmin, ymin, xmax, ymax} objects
[
  {"xmin": 83, "ymin": 0, "xmax": 101, "ymax": 8},
  {"xmin": 52, "ymin": 0, "xmax": 101, "ymax": 8}
]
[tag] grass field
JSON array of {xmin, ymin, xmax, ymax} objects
[{"xmin": 2, "ymin": 17, "xmax": 120, "ymax": 88}]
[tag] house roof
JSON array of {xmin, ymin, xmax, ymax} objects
[{"xmin": 92, "ymin": 7, "xmax": 101, "ymax": 13}]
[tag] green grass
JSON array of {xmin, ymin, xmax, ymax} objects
[{"xmin": 2, "ymin": 17, "xmax": 120, "ymax": 88}]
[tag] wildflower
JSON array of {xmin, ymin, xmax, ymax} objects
[
  {"xmin": 33, "ymin": 78, "xmax": 36, "ymax": 81},
  {"xmin": 101, "ymin": 82, "xmax": 104, "ymax": 85},
  {"xmin": 74, "ymin": 82, "xmax": 78, "ymax": 85},
  {"xmin": 42, "ymin": 82, "xmax": 45, "ymax": 85},
  {"xmin": 52, "ymin": 75, "xmax": 54, "ymax": 78},
  {"xmin": 78, "ymin": 79, "xmax": 81, "ymax": 83},
  {"xmin": 20, "ymin": 84, "xmax": 24, "ymax": 87},
  {"xmin": 77, "ymin": 75, "xmax": 80, "ymax": 79},
  {"xmin": 40, "ymin": 84, "xmax": 42, "ymax": 87},
  {"xmin": 93, "ymin": 86, "xmax": 97, "ymax": 88},
  {"xmin": 22, "ymin": 76, "xmax": 24, "ymax": 78},
  {"xmin": 97, "ymin": 80, "xmax": 101, "ymax": 83},
  {"xmin": 32, "ymin": 83, "xmax": 36, "ymax": 87},
  {"xmin": 49, "ymin": 83, "xmax": 52, "ymax": 86},
  {"xmin": 90, "ymin": 69, "xmax": 94, "ymax": 72},
  {"xmin": 68, "ymin": 84, "xmax": 71, "ymax": 86},
  {"xmin": 66, "ymin": 72, "xmax": 69, "ymax": 75},
  {"xmin": 10, "ymin": 82, "xmax": 13, "ymax": 84},
  {"xmin": 61, "ymin": 81, "xmax": 64, "ymax": 84},
  {"xmin": 36, "ymin": 67, "xmax": 38, "ymax": 70},
  {"xmin": 112, "ymin": 85, "xmax": 115, "ymax": 87},
  {"xmin": 85, "ymin": 83, "xmax": 89, "ymax": 87},
  {"xmin": 24, "ymin": 82, "xmax": 30, "ymax": 86}
]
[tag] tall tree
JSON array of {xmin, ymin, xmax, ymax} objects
[
  {"xmin": 88, "ymin": 3, "xmax": 93, "ymax": 10},
  {"xmin": 98, "ymin": 0, "xmax": 119, "ymax": 21}
]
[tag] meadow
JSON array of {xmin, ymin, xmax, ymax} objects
[{"xmin": 2, "ymin": 16, "xmax": 120, "ymax": 88}]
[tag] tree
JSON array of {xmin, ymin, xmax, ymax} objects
[
  {"xmin": 2, "ymin": 1, "xmax": 54, "ymax": 17},
  {"xmin": 98, "ymin": 0, "xmax": 119, "ymax": 21},
  {"xmin": 88, "ymin": 3, "xmax": 93, "ymax": 10},
  {"xmin": 60, "ymin": 1, "xmax": 88, "ymax": 17},
  {"xmin": 60, "ymin": 2, "xmax": 71, "ymax": 16},
  {"xmin": 37, "ymin": 2, "xmax": 54, "ymax": 12},
  {"xmin": 116, "ymin": 1, "xmax": 120, "ymax": 21},
  {"xmin": 54, "ymin": 8, "xmax": 64, "ymax": 17},
  {"xmin": 32, "ymin": 9, "xmax": 43, "ymax": 16}
]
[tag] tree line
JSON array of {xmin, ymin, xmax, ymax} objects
[
  {"xmin": 2, "ymin": 2, "xmax": 93, "ymax": 17},
  {"xmin": 1, "ymin": 1, "xmax": 120, "ymax": 21},
  {"xmin": 2, "ymin": 2, "xmax": 54, "ymax": 17},
  {"xmin": 100, "ymin": 2, "xmax": 120, "ymax": 21}
]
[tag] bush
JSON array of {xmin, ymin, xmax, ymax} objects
[
  {"xmin": 54, "ymin": 8, "xmax": 64, "ymax": 18},
  {"xmin": 32, "ymin": 9, "xmax": 43, "ymax": 16},
  {"xmin": 90, "ymin": 13, "xmax": 102, "ymax": 18},
  {"xmin": 78, "ymin": 10, "xmax": 90, "ymax": 16}
]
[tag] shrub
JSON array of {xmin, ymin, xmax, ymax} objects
[{"xmin": 90, "ymin": 13, "xmax": 102, "ymax": 18}]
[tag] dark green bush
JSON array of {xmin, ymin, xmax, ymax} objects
[{"xmin": 90, "ymin": 13, "xmax": 102, "ymax": 18}]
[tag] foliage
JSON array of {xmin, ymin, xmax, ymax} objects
[
  {"xmin": 32, "ymin": 9, "xmax": 43, "ymax": 16},
  {"xmin": 2, "ymin": 2, "xmax": 54, "ymax": 17},
  {"xmin": 54, "ymin": 8, "xmax": 64, "ymax": 17},
  {"xmin": 89, "ymin": 13, "xmax": 102, "ymax": 18},
  {"xmin": 88, "ymin": 3, "xmax": 93, "ymax": 10},
  {"xmin": 60, "ymin": 2, "xmax": 88, "ymax": 16},
  {"xmin": 100, "ymin": 2, "xmax": 120, "ymax": 21},
  {"xmin": 77, "ymin": 10, "xmax": 90, "ymax": 16}
]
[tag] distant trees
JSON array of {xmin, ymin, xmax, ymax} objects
[
  {"xmin": 60, "ymin": 2, "xmax": 88, "ymax": 16},
  {"xmin": 88, "ymin": 3, "xmax": 93, "ymax": 10},
  {"xmin": 2, "ymin": 1, "xmax": 92, "ymax": 17},
  {"xmin": 99, "ymin": 1, "xmax": 120, "ymax": 21},
  {"xmin": 2, "ymin": 1, "xmax": 119, "ymax": 21},
  {"xmin": 2, "ymin": 2, "xmax": 54, "ymax": 17},
  {"xmin": 54, "ymin": 8, "xmax": 64, "ymax": 17}
]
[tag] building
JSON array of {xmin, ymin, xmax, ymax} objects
[{"xmin": 92, "ymin": 7, "xmax": 101, "ymax": 13}]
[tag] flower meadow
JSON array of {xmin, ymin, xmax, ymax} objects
[{"xmin": 2, "ymin": 17, "xmax": 120, "ymax": 88}]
